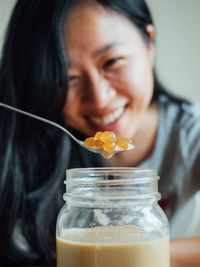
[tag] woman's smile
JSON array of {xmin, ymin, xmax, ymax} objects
[{"xmin": 89, "ymin": 106, "xmax": 125, "ymax": 125}]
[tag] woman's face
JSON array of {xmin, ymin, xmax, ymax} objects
[{"xmin": 63, "ymin": 2, "xmax": 154, "ymax": 138}]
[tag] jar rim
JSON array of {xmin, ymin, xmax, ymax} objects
[
  {"xmin": 65, "ymin": 167, "xmax": 159, "ymax": 185},
  {"xmin": 66, "ymin": 167, "xmax": 157, "ymax": 173}
]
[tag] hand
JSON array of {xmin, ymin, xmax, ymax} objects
[{"xmin": 170, "ymin": 237, "xmax": 200, "ymax": 267}]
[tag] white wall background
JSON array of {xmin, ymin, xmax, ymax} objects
[
  {"xmin": 147, "ymin": 0, "xmax": 200, "ymax": 102},
  {"xmin": 0, "ymin": 0, "xmax": 15, "ymax": 55},
  {"xmin": 0, "ymin": 0, "xmax": 200, "ymax": 102}
]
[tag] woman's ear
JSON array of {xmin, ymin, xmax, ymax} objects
[
  {"xmin": 146, "ymin": 24, "xmax": 155, "ymax": 67},
  {"xmin": 146, "ymin": 24, "xmax": 155, "ymax": 39}
]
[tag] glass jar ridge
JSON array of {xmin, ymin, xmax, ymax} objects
[{"xmin": 64, "ymin": 167, "xmax": 161, "ymax": 207}]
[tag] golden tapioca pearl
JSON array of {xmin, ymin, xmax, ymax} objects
[
  {"xmin": 116, "ymin": 138, "xmax": 128, "ymax": 149},
  {"xmin": 109, "ymin": 131, "xmax": 116, "ymax": 138},
  {"xmin": 121, "ymin": 137, "xmax": 132, "ymax": 144},
  {"xmin": 94, "ymin": 131, "xmax": 103, "ymax": 141},
  {"xmin": 101, "ymin": 152, "xmax": 114, "ymax": 159},
  {"xmin": 100, "ymin": 131, "xmax": 116, "ymax": 142},
  {"xmin": 84, "ymin": 137, "xmax": 95, "ymax": 147},
  {"xmin": 94, "ymin": 139, "xmax": 104, "ymax": 148},
  {"xmin": 106, "ymin": 137, "xmax": 116, "ymax": 143},
  {"xmin": 103, "ymin": 140, "xmax": 116, "ymax": 152}
]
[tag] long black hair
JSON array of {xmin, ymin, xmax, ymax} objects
[
  {"xmin": 0, "ymin": 0, "xmax": 73, "ymax": 265},
  {"xmin": 0, "ymin": 0, "xmax": 184, "ymax": 265}
]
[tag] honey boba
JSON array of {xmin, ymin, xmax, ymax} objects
[{"xmin": 84, "ymin": 131, "xmax": 133, "ymax": 159}]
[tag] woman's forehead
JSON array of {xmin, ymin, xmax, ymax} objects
[{"xmin": 64, "ymin": 2, "xmax": 139, "ymax": 46}]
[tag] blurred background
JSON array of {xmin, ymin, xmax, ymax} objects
[{"xmin": 0, "ymin": 0, "xmax": 200, "ymax": 102}]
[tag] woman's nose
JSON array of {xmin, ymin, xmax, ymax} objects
[{"xmin": 82, "ymin": 72, "xmax": 116, "ymax": 108}]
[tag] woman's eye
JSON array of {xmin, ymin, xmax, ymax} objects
[
  {"xmin": 68, "ymin": 76, "xmax": 82, "ymax": 91},
  {"xmin": 103, "ymin": 57, "xmax": 122, "ymax": 69},
  {"xmin": 68, "ymin": 76, "xmax": 80, "ymax": 86},
  {"xmin": 69, "ymin": 76, "xmax": 78, "ymax": 82}
]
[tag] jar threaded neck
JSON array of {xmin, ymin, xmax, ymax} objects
[{"xmin": 64, "ymin": 168, "xmax": 160, "ymax": 207}]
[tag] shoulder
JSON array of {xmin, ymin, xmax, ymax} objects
[
  {"xmin": 157, "ymin": 95, "xmax": 200, "ymax": 180},
  {"xmin": 156, "ymin": 96, "xmax": 200, "ymax": 203},
  {"xmin": 158, "ymin": 95, "xmax": 200, "ymax": 139}
]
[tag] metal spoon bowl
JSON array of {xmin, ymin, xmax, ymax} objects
[{"xmin": 0, "ymin": 103, "xmax": 135, "ymax": 157}]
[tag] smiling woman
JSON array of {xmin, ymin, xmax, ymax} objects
[
  {"xmin": 63, "ymin": 2, "xmax": 154, "ymax": 141},
  {"xmin": 0, "ymin": 0, "xmax": 200, "ymax": 266}
]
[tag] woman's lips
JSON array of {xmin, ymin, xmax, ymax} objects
[
  {"xmin": 89, "ymin": 106, "xmax": 125, "ymax": 126},
  {"xmin": 87, "ymin": 106, "xmax": 126, "ymax": 132}
]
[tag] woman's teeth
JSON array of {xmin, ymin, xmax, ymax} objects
[{"xmin": 90, "ymin": 107, "xmax": 124, "ymax": 125}]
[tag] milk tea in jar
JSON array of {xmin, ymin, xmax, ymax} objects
[{"xmin": 56, "ymin": 168, "xmax": 170, "ymax": 267}]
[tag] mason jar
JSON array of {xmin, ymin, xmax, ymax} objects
[{"xmin": 56, "ymin": 167, "xmax": 170, "ymax": 267}]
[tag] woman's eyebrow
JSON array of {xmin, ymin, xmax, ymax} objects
[{"xmin": 92, "ymin": 42, "xmax": 125, "ymax": 57}]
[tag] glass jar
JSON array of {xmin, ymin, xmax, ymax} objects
[{"xmin": 56, "ymin": 167, "xmax": 170, "ymax": 267}]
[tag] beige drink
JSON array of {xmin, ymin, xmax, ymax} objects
[{"xmin": 56, "ymin": 226, "xmax": 170, "ymax": 267}]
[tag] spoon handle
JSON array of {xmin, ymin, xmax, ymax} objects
[{"xmin": 0, "ymin": 103, "xmax": 81, "ymax": 144}]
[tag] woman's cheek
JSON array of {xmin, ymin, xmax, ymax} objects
[{"xmin": 63, "ymin": 92, "xmax": 77, "ymax": 118}]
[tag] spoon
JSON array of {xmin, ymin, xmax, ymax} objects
[{"xmin": 0, "ymin": 103, "xmax": 135, "ymax": 158}]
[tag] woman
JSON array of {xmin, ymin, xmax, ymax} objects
[{"xmin": 0, "ymin": 0, "xmax": 200, "ymax": 266}]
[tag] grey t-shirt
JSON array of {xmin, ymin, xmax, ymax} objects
[{"xmin": 139, "ymin": 95, "xmax": 200, "ymax": 225}]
